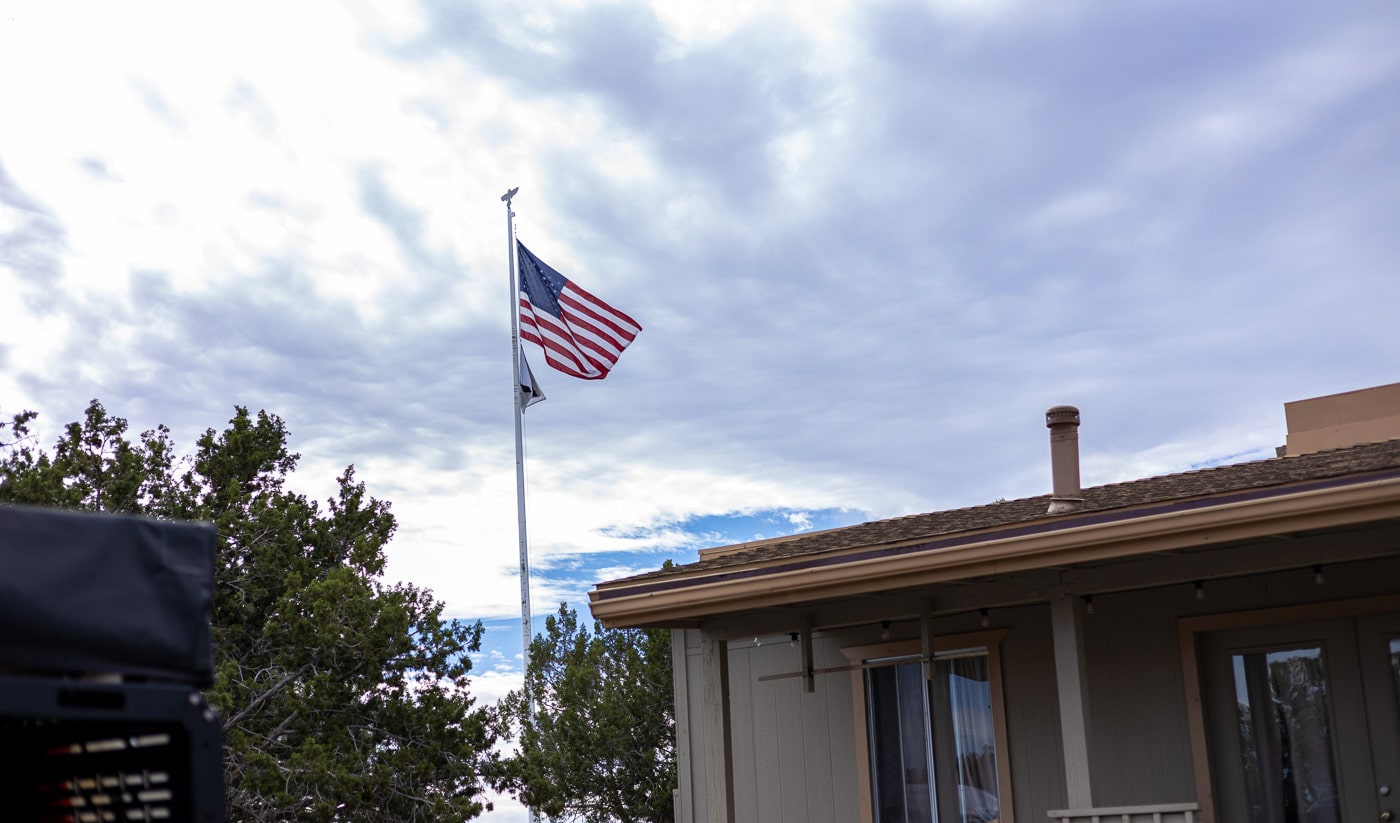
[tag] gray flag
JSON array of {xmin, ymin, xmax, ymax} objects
[{"xmin": 519, "ymin": 351, "xmax": 546, "ymax": 411}]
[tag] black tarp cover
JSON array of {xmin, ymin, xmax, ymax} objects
[{"xmin": 0, "ymin": 505, "xmax": 215, "ymax": 684}]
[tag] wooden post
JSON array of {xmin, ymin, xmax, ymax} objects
[
  {"xmin": 672, "ymin": 630, "xmax": 694, "ymax": 823},
  {"xmin": 700, "ymin": 628, "xmax": 735, "ymax": 822},
  {"xmin": 1051, "ymin": 589, "xmax": 1094, "ymax": 809}
]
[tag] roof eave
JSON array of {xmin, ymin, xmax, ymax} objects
[{"xmin": 589, "ymin": 474, "xmax": 1400, "ymax": 629}]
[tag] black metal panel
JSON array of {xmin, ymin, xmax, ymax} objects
[
  {"xmin": 0, "ymin": 675, "xmax": 225, "ymax": 822},
  {"xmin": 0, "ymin": 505, "xmax": 215, "ymax": 684}
]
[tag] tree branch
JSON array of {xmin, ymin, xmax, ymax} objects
[{"xmin": 223, "ymin": 662, "xmax": 313, "ymax": 731}]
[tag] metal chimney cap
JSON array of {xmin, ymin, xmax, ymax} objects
[{"xmin": 1046, "ymin": 405, "xmax": 1081, "ymax": 427}]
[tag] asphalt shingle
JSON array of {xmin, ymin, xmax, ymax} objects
[{"xmin": 613, "ymin": 438, "xmax": 1400, "ymax": 584}]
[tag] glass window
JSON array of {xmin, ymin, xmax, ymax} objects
[
  {"xmin": 866, "ymin": 649, "xmax": 1004, "ymax": 823},
  {"xmin": 1231, "ymin": 646, "xmax": 1340, "ymax": 823},
  {"xmin": 868, "ymin": 662, "xmax": 934, "ymax": 822}
]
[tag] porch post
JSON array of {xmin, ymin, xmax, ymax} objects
[
  {"xmin": 1050, "ymin": 589, "xmax": 1094, "ymax": 808},
  {"xmin": 700, "ymin": 628, "xmax": 735, "ymax": 822},
  {"xmin": 921, "ymin": 611, "xmax": 936, "ymax": 682},
  {"xmin": 672, "ymin": 630, "xmax": 695, "ymax": 823}
]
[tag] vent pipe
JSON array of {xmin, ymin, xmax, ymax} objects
[{"xmin": 1046, "ymin": 405, "xmax": 1083, "ymax": 514}]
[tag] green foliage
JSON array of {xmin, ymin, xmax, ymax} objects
[
  {"xmin": 0, "ymin": 400, "xmax": 495, "ymax": 821},
  {"xmin": 494, "ymin": 602, "xmax": 675, "ymax": 823}
]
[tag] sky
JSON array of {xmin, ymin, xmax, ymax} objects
[{"xmin": 3, "ymin": 1, "xmax": 1399, "ymax": 818}]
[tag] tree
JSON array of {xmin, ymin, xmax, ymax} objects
[
  {"xmin": 0, "ymin": 400, "xmax": 496, "ymax": 821},
  {"xmin": 493, "ymin": 602, "xmax": 675, "ymax": 823}
]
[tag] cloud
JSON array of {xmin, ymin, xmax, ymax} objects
[{"xmin": 0, "ymin": 160, "xmax": 66, "ymax": 291}]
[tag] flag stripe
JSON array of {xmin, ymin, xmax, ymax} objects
[
  {"xmin": 556, "ymin": 287, "xmax": 637, "ymax": 351},
  {"xmin": 521, "ymin": 306, "xmax": 594, "ymax": 376},
  {"xmin": 556, "ymin": 297, "xmax": 637, "ymax": 354},
  {"xmin": 520, "ymin": 298, "xmax": 607, "ymax": 379},
  {"xmin": 559, "ymin": 282, "xmax": 641, "ymax": 338},
  {"xmin": 559, "ymin": 314, "xmax": 627, "ymax": 361}
]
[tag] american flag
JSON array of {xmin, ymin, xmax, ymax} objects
[{"xmin": 516, "ymin": 241, "xmax": 641, "ymax": 380}]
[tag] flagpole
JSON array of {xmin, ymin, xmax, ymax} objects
[
  {"xmin": 502, "ymin": 189, "xmax": 539, "ymax": 823},
  {"xmin": 503, "ymin": 187, "xmax": 534, "ymax": 656}
]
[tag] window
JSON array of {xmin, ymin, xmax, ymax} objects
[
  {"xmin": 1232, "ymin": 646, "xmax": 1339, "ymax": 823},
  {"xmin": 845, "ymin": 632, "xmax": 1012, "ymax": 823}
]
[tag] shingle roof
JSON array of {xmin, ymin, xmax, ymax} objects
[{"xmin": 610, "ymin": 438, "xmax": 1400, "ymax": 585}]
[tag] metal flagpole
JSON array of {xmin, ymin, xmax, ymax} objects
[{"xmin": 502, "ymin": 186, "xmax": 540, "ymax": 823}]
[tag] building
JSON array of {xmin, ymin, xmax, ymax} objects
[{"xmin": 589, "ymin": 382, "xmax": 1400, "ymax": 823}]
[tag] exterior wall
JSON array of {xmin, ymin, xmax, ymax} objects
[
  {"xmin": 1080, "ymin": 584, "xmax": 1199, "ymax": 807},
  {"xmin": 674, "ymin": 629, "xmax": 860, "ymax": 823},
  {"xmin": 1082, "ymin": 547, "xmax": 1400, "ymax": 809},
  {"xmin": 1285, "ymin": 381, "xmax": 1400, "ymax": 455},
  {"xmin": 672, "ymin": 529, "xmax": 1400, "ymax": 822},
  {"xmin": 672, "ymin": 630, "xmax": 697, "ymax": 823},
  {"xmin": 675, "ymin": 604, "xmax": 1069, "ymax": 823},
  {"xmin": 995, "ymin": 604, "xmax": 1071, "ymax": 820}
]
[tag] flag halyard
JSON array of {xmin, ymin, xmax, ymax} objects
[{"xmin": 516, "ymin": 241, "xmax": 640, "ymax": 379}]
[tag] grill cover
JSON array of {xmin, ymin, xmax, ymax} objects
[{"xmin": 0, "ymin": 505, "xmax": 216, "ymax": 685}]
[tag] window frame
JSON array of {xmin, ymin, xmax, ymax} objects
[{"xmin": 842, "ymin": 629, "xmax": 1015, "ymax": 823}]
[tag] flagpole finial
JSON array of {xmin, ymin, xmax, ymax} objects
[{"xmin": 501, "ymin": 186, "xmax": 519, "ymax": 204}]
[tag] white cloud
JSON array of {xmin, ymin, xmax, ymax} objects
[
  {"xmin": 1127, "ymin": 24, "xmax": 1400, "ymax": 182},
  {"xmin": 470, "ymin": 666, "xmax": 523, "ymax": 708},
  {"xmin": 1023, "ymin": 187, "xmax": 1129, "ymax": 233}
]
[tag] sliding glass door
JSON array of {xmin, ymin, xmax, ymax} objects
[{"xmin": 866, "ymin": 649, "xmax": 1005, "ymax": 823}]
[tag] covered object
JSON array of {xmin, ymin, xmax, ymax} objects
[
  {"xmin": 0, "ymin": 504, "xmax": 224, "ymax": 822},
  {"xmin": 0, "ymin": 504, "xmax": 215, "ymax": 684}
]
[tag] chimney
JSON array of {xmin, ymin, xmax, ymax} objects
[{"xmin": 1046, "ymin": 405, "xmax": 1083, "ymax": 514}]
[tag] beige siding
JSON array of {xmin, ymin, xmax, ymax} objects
[
  {"xmin": 996, "ymin": 604, "xmax": 1071, "ymax": 821},
  {"xmin": 676, "ymin": 630, "xmax": 860, "ymax": 823},
  {"xmin": 1081, "ymin": 586, "xmax": 1195, "ymax": 807},
  {"xmin": 676, "ymin": 633, "xmax": 703, "ymax": 823},
  {"xmin": 1079, "ymin": 540, "xmax": 1400, "ymax": 809},
  {"xmin": 676, "ymin": 604, "xmax": 1072, "ymax": 823},
  {"xmin": 671, "ymin": 527, "xmax": 1400, "ymax": 823}
]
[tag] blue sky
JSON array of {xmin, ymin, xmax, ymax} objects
[{"xmin": 4, "ymin": 1, "xmax": 1400, "ymax": 818}]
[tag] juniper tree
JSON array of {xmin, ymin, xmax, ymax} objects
[
  {"xmin": 494, "ymin": 602, "xmax": 675, "ymax": 823},
  {"xmin": 0, "ymin": 400, "xmax": 496, "ymax": 821}
]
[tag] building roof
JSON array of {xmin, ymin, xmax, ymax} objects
[
  {"xmin": 620, "ymin": 437, "xmax": 1400, "ymax": 584},
  {"xmin": 590, "ymin": 438, "xmax": 1400, "ymax": 627}
]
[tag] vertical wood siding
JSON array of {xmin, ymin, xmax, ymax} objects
[
  {"xmin": 1082, "ymin": 586, "xmax": 1195, "ymax": 807},
  {"xmin": 996, "ymin": 604, "xmax": 1072, "ymax": 821},
  {"xmin": 677, "ymin": 630, "xmax": 859, "ymax": 823}
]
